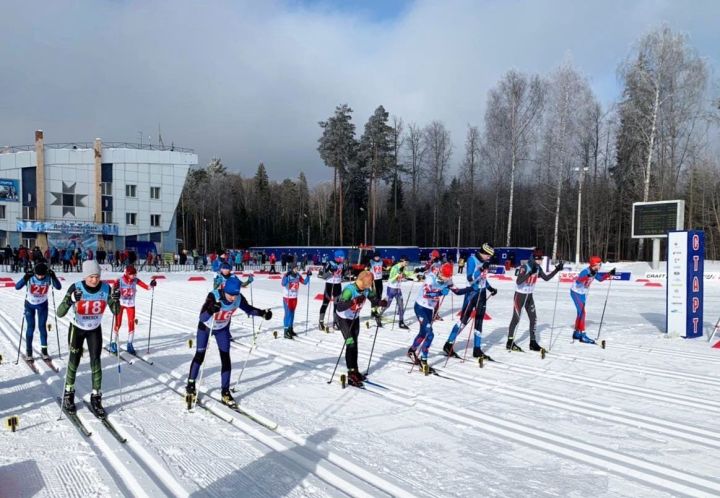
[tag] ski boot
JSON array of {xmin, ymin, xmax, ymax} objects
[
  {"xmin": 398, "ymin": 321, "xmax": 409, "ymax": 330},
  {"xmin": 288, "ymin": 327, "xmax": 298, "ymax": 338},
  {"xmin": 528, "ymin": 340, "xmax": 542, "ymax": 352},
  {"xmin": 473, "ymin": 347, "xmax": 492, "ymax": 361},
  {"xmin": 90, "ymin": 392, "xmax": 107, "ymax": 419},
  {"xmin": 573, "ymin": 331, "xmax": 596, "ymax": 344},
  {"xmin": 443, "ymin": 342, "xmax": 460, "ymax": 358},
  {"xmin": 126, "ymin": 342, "xmax": 136, "ymax": 355},
  {"xmin": 407, "ymin": 348, "xmax": 420, "ymax": 365},
  {"xmin": 284, "ymin": 328, "xmax": 294, "ymax": 340},
  {"xmin": 419, "ymin": 359, "xmax": 435, "ymax": 376},
  {"xmin": 506, "ymin": 340, "xmax": 523, "ymax": 352},
  {"xmin": 185, "ymin": 380, "xmax": 197, "ymax": 409},
  {"xmin": 62, "ymin": 389, "xmax": 76, "ymax": 414},
  {"xmin": 221, "ymin": 390, "xmax": 238, "ymax": 409},
  {"xmin": 41, "ymin": 347, "xmax": 50, "ymax": 360},
  {"xmin": 25, "ymin": 350, "xmax": 34, "ymax": 362},
  {"xmin": 347, "ymin": 369, "xmax": 364, "ymax": 388},
  {"xmin": 108, "ymin": 342, "xmax": 118, "ymax": 354},
  {"xmin": 319, "ymin": 320, "xmax": 326, "ymax": 332},
  {"xmin": 371, "ymin": 310, "xmax": 384, "ymax": 328}
]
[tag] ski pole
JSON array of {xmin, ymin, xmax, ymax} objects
[
  {"xmin": 548, "ymin": 263, "xmax": 563, "ymax": 351},
  {"xmin": 304, "ymin": 273, "xmax": 311, "ymax": 335},
  {"xmin": 594, "ymin": 278, "xmax": 613, "ymax": 341},
  {"xmin": 461, "ymin": 292, "xmax": 491, "ymax": 363},
  {"xmin": 194, "ymin": 315, "xmax": 216, "ymax": 408},
  {"xmin": 113, "ymin": 283, "xmax": 123, "ymax": 408},
  {"xmin": 707, "ymin": 316, "xmax": 720, "ymax": 343},
  {"xmin": 14, "ymin": 285, "xmax": 29, "ymax": 364},
  {"xmin": 390, "ymin": 294, "xmax": 399, "ymax": 330},
  {"xmin": 249, "ymin": 272, "xmax": 256, "ymax": 338},
  {"xmin": 365, "ymin": 322, "xmax": 381, "ymax": 377},
  {"xmin": 232, "ymin": 322, "xmax": 263, "ymax": 392},
  {"xmin": 401, "ymin": 281, "xmax": 415, "ymax": 325},
  {"xmin": 326, "ymin": 342, "xmax": 345, "ymax": 384},
  {"xmin": 51, "ymin": 288, "xmax": 61, "ymax": 359},
  {"xmin": 57, "ymin": 323, "xmax": 77, "ymax": 421},
  {"xmin": 146, "ymin": 286, "xmax": 155, "ymax": 354}
]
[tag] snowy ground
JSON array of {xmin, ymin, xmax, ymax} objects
[{"xmin": 1, "ymin": 268, "xmax": 720, "ymax": 498}]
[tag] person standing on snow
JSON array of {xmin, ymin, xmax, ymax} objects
[
  {"xmin": 506, "ymin": 248, "xmax": 563, "ymax": 352},
  {"xmin": 442, "ymin": 243, "xmax": 497, "ymax": 360},
  {"xmin": 185, "ymin": 276, "xmax": 272, "ymax": 408},
  {"xmin": 281, "ymin": 265, "xmax": 311, "ymax": 339},
  {"xmin": 334, "ymin": 271, "xmax": 386, "ymax": 387},
  {"xmin": 570, "ymin": 256, "xmax": 616, "ymax": 344},
  {"xmin": 319, "ymin": 249, "xmax": 345, "ymax": 332},
  {"xmin": 382, "ymin": 256, "xmax": 418, "ymax": 329},
  {"xmin": 109, "ymin": 265, "xmax": 156, "ymax": 355},
  {"xmin": 408, "ymin": 262, "xmax": 470, "ymax": 374},
  {"xmin": 368, "ymin": 253, "xmax": 386, "ymax": 327},
  {"xmin": 15, "ymin": 262, "xmax": 62, "ymax": 360},
  {"xmin": 214, "ymin": 261, "xmax": 253, "ymax": 293},
  {"xmin": 57, "ymin": 260, "xmax": 120, "ymax": 417}
]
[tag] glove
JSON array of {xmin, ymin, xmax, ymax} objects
[
  {"xmin": 489, "ymin": 287, "xmax": 498, "ymax": 296},
  {"xmin": 211, "ymin": 300, "xmax": 222, "ymax": 313},
  {"xmin": 440, "ymin": 287, "xmax": 450, "ymax": 296},
  {"xmin": 609, "ymin": 268, "xmax": 617, "ymax": 276},
  {"xmin": 48, "ymin": 268, "xmax": 56, "ymax": 278},
  {"xmin": 23, "ymin": 271, "xmax": 32, "ymax": 283},
  {"xmin": 246, "ymin": 275, "xmax": 254, "ymax": 284},
  {"xmin": 414, "ymin": 267, "xmax": 424, "ymax": 274},
  {"xmin": 150, "ymin": 279, "xmax": 157, "ymax": 287},
  {"xmin": 111, "ymin": 286, "xmax": 120, "ymax": 300},
  {"xmin": 72, "ymin": 288, "xmax": 83, "ymax": 302},
  {"xmin": 305, "ymin": 271, "xmax": 312, "ymax": 278},
  {"xmin": 262, "ymin": 309, "xmax": 272, "ymax": 320},
  {"xmin": 378, "ymin": 298, "xmax": 388, "ymax": 308},
  {"xmin": 555, "ymin": 261, "xmax": 564, "ymax": 271},
  {"xmin": 481, "ymin": 261, "xmax": 491, "ymax": 270}
]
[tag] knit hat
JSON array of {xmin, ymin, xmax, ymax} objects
[{"xmin": 82, "ymin": 260, "xmax": 101, "ymax": 278}]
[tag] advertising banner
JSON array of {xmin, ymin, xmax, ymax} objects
[
  {"xmin": 0, "ymin": 179, "xmax": 20, "ymax": 202},
  {"xmin": 666, "ymin": 230, "xmax": 704, "ymax": 338},
  {"xmin": 16, "ymin": 220, "xmax": 119, "ymax": 235}
]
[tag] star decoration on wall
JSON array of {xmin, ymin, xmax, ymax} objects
[{"xmin": 50, "ymin": 182, "xmax": 87, "ymax": 216}]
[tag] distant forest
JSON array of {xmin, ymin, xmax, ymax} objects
[{"xmin": 178, "ymin": 25, "xmax": 720, "ymax": 261}]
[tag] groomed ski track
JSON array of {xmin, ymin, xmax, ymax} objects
[{"xmin": 2, "ymin": 270, "xmax": 720, "ymax": 497}]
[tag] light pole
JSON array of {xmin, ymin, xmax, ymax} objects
[
  {"xmin": 303, "ymin": 213, "xmax": 310, "ymax": 246},
  {"xmin": 203, "ymin": 217, "xmax": 208, "ymax": 256},
  {"xmin": 574, "ymin": 166, "xmax": 589, "ymax": 265},
  {"xmin": 359, "ymin": 207, "xmax": 367, "ymax": 246},
  {"xmin": 455, "ymin": 201, "xmax": 461, "ymax": 264}
]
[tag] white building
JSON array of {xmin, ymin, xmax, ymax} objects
[{"xmin": 0, "ymin": 131, "xmax": 197, "ymax": 254}]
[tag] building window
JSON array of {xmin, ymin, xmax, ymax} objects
[
  {"xmin": 126, "ymin": 213, "xmax": 137, "ymax": 225},
  {"xmin": 102, "ymin": 211, "xmax": 113, "ymax": 223},
  {"xmin": 126, "ymin": 184, "xmax": 137, "ymax": 198},
  {"xmin": 0, "ymin": 205, "xmax": 5, "ymax": 219},
  {"xmin": 150, "ymin": 214, "xmax": 161, "ymax": 227},
  {"xmin": 101, "ymin": 182, "xmax": 112, "ymax": 195},
  {"xmin": 150, "ymin": 186, "xmax": 160, "ymax": 199},
  {"xmin": 22, "ymin": 206, "xmax": 36, "ymax": 220}
]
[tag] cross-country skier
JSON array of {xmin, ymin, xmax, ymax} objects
[
  {"xmin": 57, "ymin": 260, "xmax": 120, "ymax": 416},
  {"xmin": 506, "ymin": 248, "xmax": 563, "ymax": 352},
  {"xmin": 442, "ymin": 243, "xmax": 497, "ymax": 360},
  {"xmin": 334, "ymin": 270, "xmax": 386, "ymax": 387},
  {"xmin": 570, "ymin": 256, "xmax": 616, "ymax": 344},
  {"xmin": 214, "ymin": 261, "xmax": 253, "ymax": 293},
  {"xmin": 408, "ymin": 262, "xmax": 470, "ymax": 373},
  {"xmin": 110, "ymin": 265, "xmax": 156, "ymax": 355},
  {"xmin": 318, "ymin": 249, "xmax": 345, "ymax": 332},
  {"xmin": 383, "ymin": 256, "xmax": 418, "ymax": 329},
  {"xmin": 368, "ymin": 253, "xmax": 385, "ymax": 327},
  {"xmin": 281, "ymin": 265, "xmax": 311, "ymax": 339},
  {"xmin": 15, "ymin": 262, "xmax": 62, "ymax": 360},
  {"xmin": 185, "ymin": 276, "xmax": 272, "ymax": 408}
]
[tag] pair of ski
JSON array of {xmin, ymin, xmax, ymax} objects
[
  {"xmin": 338, "ymin": 373, "xmax": 389, "ymax": 391},
  {"xmin": 57, "ymin": 398, "xmax": 127, "ymax": 443},
  {"xmin": 443, "ymin": 349, "xmax": 497, "ymax": 368},
  {"xmin": 21, "ymin": 354, "xmax": 60, "ymax": 374},
  {"xmin": 104, "ymin": 347, "xmax": 154, "ymax": 365},
  {"xmin": 184, "ymin": 391, "xmax": 278, "ymax": 431}
]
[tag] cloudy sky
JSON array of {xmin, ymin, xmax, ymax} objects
[{"xmin": 1, "ymin": 0, "xmax": 718, "ymax": 184}]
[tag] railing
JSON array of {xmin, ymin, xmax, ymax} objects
[{"xmin": 1, "ymin": 142, "xmax": 193, "ymax": 154}]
